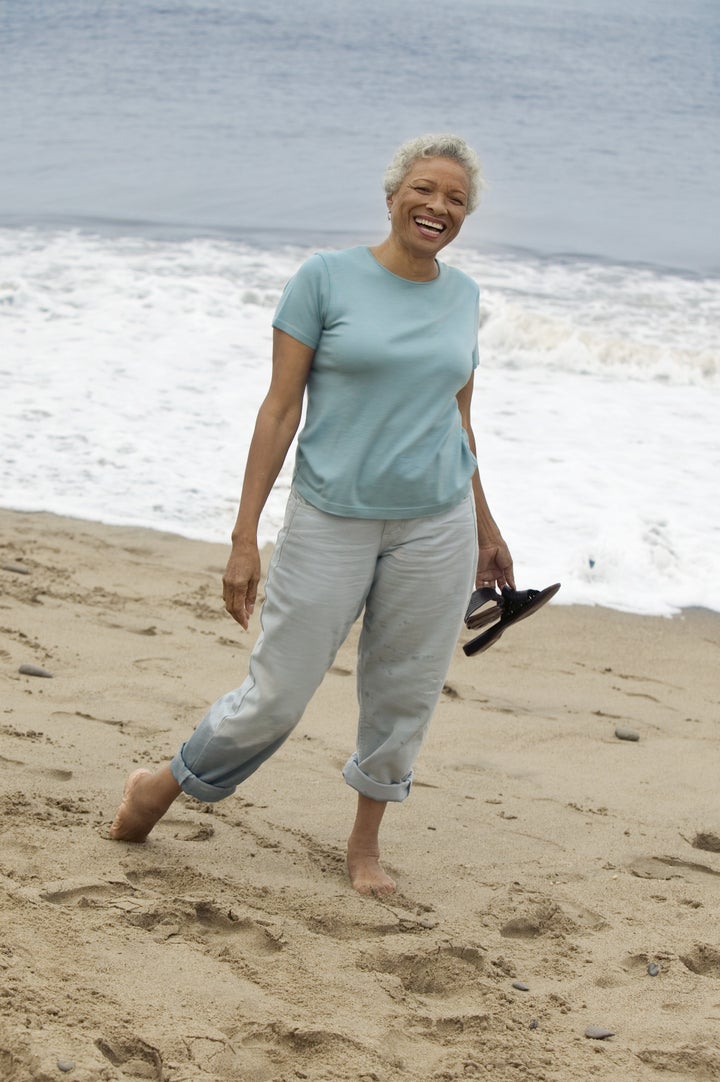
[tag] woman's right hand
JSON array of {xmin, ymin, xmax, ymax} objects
[{"xmin": 222, "ymin": 539, "xmax": 261, "ymax": 629}]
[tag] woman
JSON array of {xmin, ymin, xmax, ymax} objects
[{"xmin": 111, "ymin": 133, "xmax": 514, "ymax": 895}]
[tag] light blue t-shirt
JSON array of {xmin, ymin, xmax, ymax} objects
[{"xmin": 272, "ymin": 246, "xmax": 479, "ymax": 519}]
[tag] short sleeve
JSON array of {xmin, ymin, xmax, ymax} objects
[{"xmin": 272, "ymin": 254, "xmax": 330, "ymax": 350}]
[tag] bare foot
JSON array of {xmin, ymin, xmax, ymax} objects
[
  {"xmin": 347, "ymin": 846, "xmax": 397, "ymax": 896},
  {"xmin": 346, "ymin": 794, "xmax": 395, "ymax": 895},
  {"xmin": 109, "ymin": 767, "xmax": 180, "ymax": 842}
]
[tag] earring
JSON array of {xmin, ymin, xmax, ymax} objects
[{"xmin": 387, "ymin": 210, "xmax": 391, "ymax": 220}]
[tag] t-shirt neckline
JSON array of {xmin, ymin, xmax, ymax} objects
[{"xmin": 365, "ymin": 247, "xmax": 442, "ymax": 284}]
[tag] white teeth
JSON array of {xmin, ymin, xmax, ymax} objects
[{"xmin": 415, "ymin": 217, "xmax": 444, "ymax": 232}]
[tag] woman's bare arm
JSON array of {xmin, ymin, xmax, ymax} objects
[{"xmin": 223, "ymin": 329, "xmax": 315, "ymax": 627}]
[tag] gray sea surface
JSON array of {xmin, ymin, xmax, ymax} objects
[{"xmin": 1, "ymin": 0, "xmax": 718, "ymax": 272}]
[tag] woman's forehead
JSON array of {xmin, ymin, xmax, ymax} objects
[{"xmin": 403, "ymin": 157, "xmax": 469, "ymax": 188}]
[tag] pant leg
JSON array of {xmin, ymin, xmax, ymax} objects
[
  {"xmin": 171, "ymin": 491, "xmax": 383, "ymax": 801},
  {"xmin": 342, "ymin": 491, "xmax": 478, "ymax": 802}
]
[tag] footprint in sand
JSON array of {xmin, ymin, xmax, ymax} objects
[
  {"xmin": 360, "ymin": 943, "xmax": 486, "ymax": 995},
  {"xmin": 119, "ymin": 870, "xmax": 287, "ymax": 956},
  {"xmin": 95, "ymin": 1034, "xmax": 163, "ymax": 1081},
  {"xmin": 247, "ymin": 1020, "xmax": 370, "ymax": 1065},
  {"xmin": 50, "ymin": 709, "xmax": 158, "ymax": 740},
  {"xmin": 628, "ymin": 855, "xmax": 720, "ymax": 882},
  {"xmin": 40, "ymin": 877, "xmax": 134, "ymax": 906},
  {"xmin": 132, "ymin": 656, "xmax": 176, "ymax": 672},
  {"xmin": 0, "ymin": 753, "xmax": 25, "ymax": 768},
  {"xmin": 40, "ymin": 768, "xmax": 73, "ymax": 781},
  {"xmin": 193, "ymin": 900, "xmax": 286, "ymax": 952},
  {"xmin": 637, "ymin": 1045, "xmax": 720, "ymax": 1078},
  {"xmin": 179, "ymin": 823, "xmax": 215, "ymax": 841},
  {"xmin": 691, "ymin": 830, "xmax": 720, "ymax": 853},
  {"xmin": 299, "ymin": 893, "xmax": 436, "ymax": 941},
  {"xmin": 499, "ymin": 894, "xmax": 606, "ymax": 939},
  {"xmin": 623, "ymin": 951, "xmax": 670, "ymax": 975},
  {"xmin": 680, "ymin": 944, "xmax": 720, "ymax": 978}
]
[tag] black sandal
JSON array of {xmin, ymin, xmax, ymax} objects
[
  {"xmin": 464, "ymin": 586, "xmax": 504, "ymax": 629},
  {"xmin": 463, "ymin": 583, "xmax": 561, "ymax": 656}
]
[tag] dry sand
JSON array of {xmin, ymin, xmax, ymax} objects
[{"xmin": 1, "ymin": 508, "xmax": 719, "ymax": 1082}]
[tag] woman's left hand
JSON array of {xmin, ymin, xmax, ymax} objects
[{"xmin": 476, "ymin": 541, "xmax": 515, "ymax": 591}]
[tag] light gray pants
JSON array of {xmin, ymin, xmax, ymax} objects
[{"xmin": 170, "ymin": 488, "xmax": 477, "ymax": 803}]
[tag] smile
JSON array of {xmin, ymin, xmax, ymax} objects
[{"xmin": 414, "ymin": 216, "xmax": 446, "ymax": 235}]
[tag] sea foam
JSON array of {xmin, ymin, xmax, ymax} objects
[{"xmin": 2, "ymin": 228, "xmax": 718, "ymax": 616}]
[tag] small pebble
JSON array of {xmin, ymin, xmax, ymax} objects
[
  {"xmin": 57, "ymin": 1060, "xmax": 75, "ymax": 1073},
  {"xmin": 512, "ymin": 981, "xmax": 530, "ymax": 991},
  {"xmin": 585, "ymin": 1026, "xmax": 615, "ymax": 1040},
  {"xmin": 647, "ymin": 962, "xmax": 660, "ymax": 976},
  {"xmin": 529, "ymin": 1019, "xmax": 539, "ymax": 1030},
  {"xmin": 19, "ymin": 664, "xmax": 53, "ymax": 678},
  {"xmin": 2, "ymin": 562, "xmax": 30, "ymax": 575},
  {"xmin": 614, "ymin": 727, "xmax": 640, "ymax": 742}
]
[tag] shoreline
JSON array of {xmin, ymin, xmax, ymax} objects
[
  {"xmin": 1, "ymin": 507, "xmax": 719, "ymax": 1081},
  {"xmin": 4, "ymin": 505, "xmax": 719, "ymax": 622}
]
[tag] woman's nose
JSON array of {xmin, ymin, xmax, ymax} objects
[{"xmin": 426, "ymin": 193, "xmax": 448, "ymax": 215}]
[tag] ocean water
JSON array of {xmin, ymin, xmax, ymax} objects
[{"xmin": 1, "ymin": 0, "xmax": 719, "ymax": 616}]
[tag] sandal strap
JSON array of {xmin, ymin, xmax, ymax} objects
[
  {"xmin": 500, "ymin": 587, "xmax": 540, "ymax": 618},
  {"xmin": 464, "ymin": 586, "xmax": 503, "ymax": 626}
]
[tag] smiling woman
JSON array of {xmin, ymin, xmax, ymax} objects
[
  {"xmin": 376, "ymin": 158, "xmax": 471, "ymax": 278},
  {"xmin": 371, "ymin": 132, "xmax": 486, "ymax": 281},
  {"xmin": 110, "ymin": 132, "xmax": 515, "ymax": 899}
]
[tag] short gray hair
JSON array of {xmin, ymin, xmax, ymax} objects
[{"xmin": 383, "ymin": 133, "xmax": 486, "ymax": 214}]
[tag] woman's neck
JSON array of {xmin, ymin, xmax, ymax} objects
[{"xmin": 369, "ymin": 237, "xmax": 439, "ymax": 282}]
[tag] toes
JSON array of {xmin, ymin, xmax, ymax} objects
[{"xmin": 109, "ymin": 769, "xmax": 154, "ymax": 842}]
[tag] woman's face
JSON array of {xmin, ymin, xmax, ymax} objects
[{"xmin": 387, "ymin": 156, "xmax": 470, "ymax": 257}]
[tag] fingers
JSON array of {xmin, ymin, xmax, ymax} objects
[
  {"xmin": 222, "ymin": 543, "xmax": 261, "ymax": 629},
  {"xmin": 223, "ymin": 575, "xmax": 258, "ymax": 629},
  {"xmin": 476, "ymin": 544, "xmax": 515, "ymax": 591},
  {"xmin": 245, "ymin": 577, "xmax": 258, "ymax": 613},
  {"xmin": 222, "ymin": 584, "xmax": 246, "ymax": 628},
  {"xmin": 500, "ymin": 547, "xmax": 515, "ymax": 590},
  {"xmin": 500, "ymin": 560, "xmax": 516, "ymax": 591}
]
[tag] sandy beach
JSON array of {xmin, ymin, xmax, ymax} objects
[{"xmin": 1, "ymin": 507, "xmax": 719, "ymax": 1082}]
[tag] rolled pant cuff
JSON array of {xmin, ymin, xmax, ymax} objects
[
  {"xmin": 170, "ymin": 748, "xmax": 236, "ymax": 803},
  {"xmin": 342, "ymin": 754, "xmax": 412, "ymax": 803}
]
